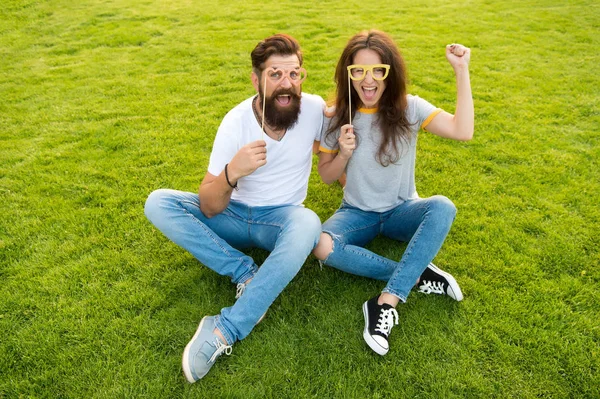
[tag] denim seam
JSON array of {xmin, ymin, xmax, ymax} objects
[
  {"xmin": 238, "ymin": 269, "xmax": 257, "ymax": 284},
  {"xmin": 385, "ymin": 202, "xmax": 429, "ymax": 297},
  {"xmin": 178, "ymin": 200, "xmax": 257, "ymax": 281},
  {"xmin": 250, "ymin": 220, "xmax": 284, "ymax": 228},
  {"xmin": 181, "ymin": 198, "xmax": 247, "ymax": 224},
  {"xmin": 322, "ymin": 217, "xmax": 380, "ymax": 238},
  {"xmin": 343, "ymin": 245, "xmax": 395, "ymax": 265},
  {"xmin": 322, "ymin": 233, "xmax": 394, "ymax": 270},
  {"xmin": 255, "ymin": 208, "xmax": 318, "ymax": 243}
]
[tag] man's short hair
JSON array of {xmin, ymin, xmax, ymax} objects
[{"xmin": 251, "ymin": 34, "xmax": 303, "ymax": 73}]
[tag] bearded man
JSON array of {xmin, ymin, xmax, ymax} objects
[{"xmin": 144, "ymin": 34, "xmax": 325, "ymax": 382}]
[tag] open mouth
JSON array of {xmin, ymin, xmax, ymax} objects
[
  {"xmin": 362, "ymin": 86, "xmax": 378, "ymax": 101},
  {"xmin": 276, "ymin": 94, "xmax": 292, "ymax": 106}
]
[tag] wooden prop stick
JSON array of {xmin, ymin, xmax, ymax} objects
[
  {"xmin": 348, "ymin": 74, "xmax": 352, "ymax": 125},
  {"xmin": 261, "ymin": 72, "xmax": 267, "ymax": 140}
]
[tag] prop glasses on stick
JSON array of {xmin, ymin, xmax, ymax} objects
[
  {"xmin": 346, "ymin": 64, "xmax": 390, "ymax": 124},
  {"xmin": 260, "ymin": 66, "xmax": 307, "ymax": 139}
]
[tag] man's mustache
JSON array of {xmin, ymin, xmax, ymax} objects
[{"xmin": 271, "ymin": 88, "xmax": 301, "ymax": 100}]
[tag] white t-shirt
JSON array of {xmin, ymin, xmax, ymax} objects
[{"xmin": 208, "ymin": 93, "xmax": 325, "ymax": 207}]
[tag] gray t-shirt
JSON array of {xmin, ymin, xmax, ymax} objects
[{"xmin": 319, "ymin": 95, "xmax": 441, "ymax": 212}]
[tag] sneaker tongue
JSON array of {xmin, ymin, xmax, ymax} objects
[{"xmin": 376, "ymin": 307, "xmax": 398, "ymax": 336}]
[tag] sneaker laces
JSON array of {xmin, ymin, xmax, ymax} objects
[
  {"xmin": 375, "ymin": 308, "xmax": 399, "ymax": 337},
  {"xmin": 418, "ymin": 280, "xmax": 445, "ymax": 295},
  {"xmin": 235, "ymin": 282, "xmax": 246, "ymax": 299},
  {"xmin": 209, "ymin": 338, "xmax": 233, "ymax": 362}
]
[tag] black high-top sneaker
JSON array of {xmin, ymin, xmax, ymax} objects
[
  {"xmin": 417, "ymin": 263, "xmax": 463, "ymax": 301},
  {"xmin": 362, "ymin": 296, "xmax": 399, "ymax": 356}
]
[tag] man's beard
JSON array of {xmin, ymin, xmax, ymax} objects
[{"xmin": 260, "ymin": 88, "xmax": 302, "ymax": 131}]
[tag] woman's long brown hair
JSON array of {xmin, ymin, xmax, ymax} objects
[{"xmin": 325, "ymin": 30, "xmax": 412, "ymax": 166}]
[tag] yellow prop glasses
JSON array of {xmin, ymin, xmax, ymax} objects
[
  {"xmin": 347, "ymin": 64, "xmax": 390, "ymax": 81},
  {"xmin": 346, "ymin": 64, "xmax": 390, "ymax": 125}
]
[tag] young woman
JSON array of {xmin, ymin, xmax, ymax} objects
[{"xmin": 313, "ymin": 30, "xmax": 473, "ymax": 356}]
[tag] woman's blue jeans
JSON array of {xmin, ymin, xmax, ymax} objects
[
  {"xmin": 144, "ymin": 189, "xmax": 321, "ymax": 345},
  {"xmin": 322, "ymin": 196, "xmax": 456, "ymax": 302}
]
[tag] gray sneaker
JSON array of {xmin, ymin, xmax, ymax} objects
[{"xmin": 182, "ymin": 316, "xmax": 232, "ymax": 383}]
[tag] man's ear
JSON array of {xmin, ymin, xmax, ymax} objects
[{"xmin": 251, "ymin": 71, "xmax": 259, "ymax": 92}]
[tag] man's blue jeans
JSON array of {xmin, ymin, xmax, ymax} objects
[
  {"xmin": 144, "ymin": 189, "xmax": 321, "ymax": 345},
  {"xmin": 321, "ymin": 196, "xmax": 456, "ymax": 302}
]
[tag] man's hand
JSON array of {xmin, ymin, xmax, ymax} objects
[
  {"xmin": 338, "ymin": 124, "xmax": 356, "ymax": 160},
  {"xmin": 446, "ymin": 44, "xmax": 471, "ymax": 70},
  {"xmin": 227, "ymin": 140, "xmax": 267, "ymax": 183}
]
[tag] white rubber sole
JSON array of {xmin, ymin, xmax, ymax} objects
[
  {"xmin": 182, "ymin": 316, "xmax": 209, "ymax": 383},
  {"xmin": 362, "ymin": 302, "xmax": 388, "ymax": 356}
]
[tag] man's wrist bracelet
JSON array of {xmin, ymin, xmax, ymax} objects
[{"xmin": 224, "ymin": 163, "xmax": 238, "ymax": 190}]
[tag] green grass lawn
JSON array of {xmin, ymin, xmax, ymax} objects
[{"xmin": 1, "ymin": 0, "xmax": 599, "ymax": 397}]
